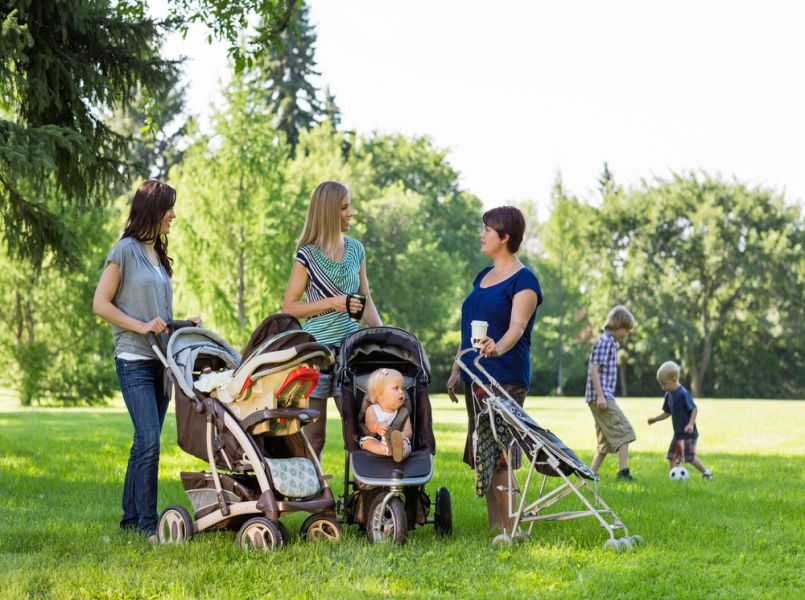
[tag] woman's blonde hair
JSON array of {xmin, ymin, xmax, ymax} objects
[
  {"xmin": 604, "ymin": 305, "xmax": 636, "ymax": 331},
  {"xmin": 657, "ymin": 361, "xmax": 680, "ymax": 383},
  {"xmin": 366, "ymin": 368, "xmax": 404, "ymax": 404},
  {"xmin": 296, "ymin": 181, "xmax": 349, "ymax": 259}
]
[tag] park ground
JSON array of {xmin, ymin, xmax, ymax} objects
[{"xmin": 1, "ymin": 390, "xmax": 803, "ymax": 599}]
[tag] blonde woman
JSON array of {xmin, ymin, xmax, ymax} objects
[{"xmin": 283, "ymin": 181, "xmax": 382, "ymax": 457}]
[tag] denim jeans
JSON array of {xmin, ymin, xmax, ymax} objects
[{"xmin": 115, "ymin": 358, "xmax": 169, "ymax": 534}]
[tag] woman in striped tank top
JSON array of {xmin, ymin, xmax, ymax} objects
[{"xmin": 283, "ymin": 181, "xmax": 383, "ymax": 457}]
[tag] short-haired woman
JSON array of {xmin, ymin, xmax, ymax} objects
[
  {"xmin": 283, "ymin": 181, "xmax": 382, "ymax": 458},
  {"xmin": 446, "ymin": 205, "xmax": 543, "ymax": 531},
  {"xmin": 93, "ymin": 180, "xmax": 200, "ymax": 539}
]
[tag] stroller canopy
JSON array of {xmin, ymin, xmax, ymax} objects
[
  {"xmin": 167, "ymin": 327, "xmax": 241, "ymax": 397},
  {"xmin": 336, "ymin": 326, "xmax": 431, "ymax": 382}
]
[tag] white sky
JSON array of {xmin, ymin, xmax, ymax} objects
[{"xmin": 161, "ymin": 0, "xmax": 805, "ymax": 219}]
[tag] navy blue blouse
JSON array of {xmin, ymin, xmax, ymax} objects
[{"xmin": 460, "ymin": 266, "xmax": 542, "ymax": 389}]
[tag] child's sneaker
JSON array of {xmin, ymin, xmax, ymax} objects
[
  {"xmin": 703, "ymin": 470, "xmax": 714, "ymax": 480},
  {"xmin": 615, "ymin": 468, "xmax": 634, "ymax": 481}
]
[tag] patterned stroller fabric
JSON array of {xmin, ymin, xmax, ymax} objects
[{"xmin": 490, "ymin": 396, "xmax": 597, "ymax": 481}]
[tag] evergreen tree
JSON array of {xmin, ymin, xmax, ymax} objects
[
  {"xmin": 247, "ymin": 2, "xmax": 323, "ymax": 155},
  {"xmin": 0, "ymin": 1, "xmax": 176, "ymax": 267}
]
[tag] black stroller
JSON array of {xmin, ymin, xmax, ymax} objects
[
  {"xmin": 337, "ymin": 327, "xmax": 452, "ymax": 544},
  {"xmin": 455, "ymin": 348, "xmax": 642, "ymax": 551},
  {"xmin": 149, "ymin": 315, "xmax": 343, "ymax": 550}
]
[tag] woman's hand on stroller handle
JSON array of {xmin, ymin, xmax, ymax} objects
[{"xmin": 145, "ymin": 318, "xmax": 198, "ymax": 348}]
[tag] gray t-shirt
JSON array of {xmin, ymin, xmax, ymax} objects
[{"xmin": 105, "ymin": 237, "xmax": 173, "ymax": 358}]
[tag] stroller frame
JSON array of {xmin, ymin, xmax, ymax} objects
[
  {"xmin": 148, "ymin": 320, "xmax": 341, "ymax": 550},
  {"xmin": 455, "ymin": 348, "xmax": 640, "ymax": 550}
]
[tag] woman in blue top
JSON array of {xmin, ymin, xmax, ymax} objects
[
  {"xmin": 283, "ymin": 181, "xmax": 383, "ymax": 458},
  {"xmin": 93, "ymin": 180, "xmax": 201, "ymax": 540},
  {"xmin": 446, "ymin": 206, "xmax": 542, "ymax": 530}
]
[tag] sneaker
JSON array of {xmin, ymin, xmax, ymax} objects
[
  {"xmin": 616, "ymin": 468, "xmax": 634, "ymax": 481},
  {"xmin": 703, "ymin": 471, "xmax": 714, "ymax": 480},
  {"xmin": 390, "ymin": 430, "xmax": 405, "ymax": 463}
]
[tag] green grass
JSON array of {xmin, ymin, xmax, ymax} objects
[{"xmin": 1, "ymin": 392, "xmax": 804, "ymax": 599}]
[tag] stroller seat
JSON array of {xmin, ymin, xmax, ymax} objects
[{"xmin": 351, "ymin": 450, "xmax": 433, "ymax": 485}]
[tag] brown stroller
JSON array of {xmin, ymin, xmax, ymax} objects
[{"xmin": 150, "ymin": 315, "xmax": 342, "ymax": 550}]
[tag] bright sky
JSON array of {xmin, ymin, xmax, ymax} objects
[{"xmin": 162, "ymin": 0, "xmax": 805, "ymax": 219}]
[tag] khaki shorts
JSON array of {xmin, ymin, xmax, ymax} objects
[{"xmin": 588, "ymin": 397, "xmax": 636, "ymax": 454}]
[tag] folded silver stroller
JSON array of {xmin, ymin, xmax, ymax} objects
[{"xmin": 455, "ymin": 348, "xmax": 642, "ymax": 551}]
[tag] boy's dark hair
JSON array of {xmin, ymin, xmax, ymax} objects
[{"xmin": 483, "ymin": 206, "xmax": 526, "ymax": 253}]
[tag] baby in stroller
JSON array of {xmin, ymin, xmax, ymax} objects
[
  {"xmin": 338, "ymin": 326, "xmax": 452, "ymax": 544},
  {"xmin": 360, "ymin": 368, "xmax": 412, "ymax": 462}
]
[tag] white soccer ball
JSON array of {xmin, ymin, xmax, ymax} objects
[{"xmin": 669, "ymin": 466, "xmax": 689, "ymax": 481}]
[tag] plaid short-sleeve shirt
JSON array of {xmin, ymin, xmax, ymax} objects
[{"xmin": 585, "ymin": 330, "xmax": 618, "ymax": 403}]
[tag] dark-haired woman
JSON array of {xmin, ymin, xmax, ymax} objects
[
  {"xmin": 93, "ymin": 180, "xmax": 200, "ymax": 538},
  {"xmin": 446, "ymin": 206, "xmax": 542, "ymax": 531}
]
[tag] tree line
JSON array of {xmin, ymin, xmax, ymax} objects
[{"xmin": 1, "ymin": 2, "xmax": 802, "ymax": 404}]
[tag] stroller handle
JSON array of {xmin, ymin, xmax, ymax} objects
[
  {"xmin": 147, "ymin": 319, "xmax": 196, "ymax": 366},
  {"xmin": 453, "ymin": 348, "xmax": 518, "ymax": 406}
]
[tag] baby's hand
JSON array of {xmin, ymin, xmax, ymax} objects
[{"xmin": 375, "ymin": 423, "xmax": 388, "ymax": 436}]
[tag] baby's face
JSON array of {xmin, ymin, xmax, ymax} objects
[{"xmin": 377, "ymin": 377, "xmax": 405, "ymax": 412}]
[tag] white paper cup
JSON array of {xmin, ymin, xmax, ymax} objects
[{"xmin": 471, "ymin": 320, "xmax": 488, "ymax": 348}]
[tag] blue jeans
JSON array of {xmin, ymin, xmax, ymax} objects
[{"xmin": 115, "ymin": 358, "xmax": 169, "ymax": 534}]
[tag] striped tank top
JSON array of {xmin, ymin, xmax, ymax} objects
[{"xmin": 295, "ymin": 237, "xmax": 365, "ymax": 345}]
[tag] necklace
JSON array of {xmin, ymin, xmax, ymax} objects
[{"xmin": 493, "ymin": 258, "xmax": 521, "ymax": 279}]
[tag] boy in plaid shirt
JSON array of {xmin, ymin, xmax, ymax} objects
[{"xmin": 585, "ymin": 305, "xmax": 637, "ymax": 480}]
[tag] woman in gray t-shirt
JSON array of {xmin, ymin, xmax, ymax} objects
[{"xmin": 93, "ymin": 180, "xmax": 200, "ymax": 539}]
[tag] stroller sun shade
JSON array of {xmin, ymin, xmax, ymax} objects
[
  {"xmin": 167, "ymin": 327, "xmax": 242, "ymax": 397},
  {"xmin": 337, "ymin": 326, "xmax": 431, "ymax": 382}
]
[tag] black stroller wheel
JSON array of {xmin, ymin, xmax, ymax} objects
[
  {"xmin": 300, "ymin": 514, "xmax": 342, "ymax": 542},
  {"xmin": 434, "ymin": 487, "xmax": 452, "ymax": 536},
  {"xmin": 276, "ymin": 520, "xmax": 290, "ymax": 546},
  {"xmin": 238, "ymin": 517, "xmax": 284, "ymax": 551},
  {"xmin": 366, "ymin": 495, "xmax": 407, "ymax": 545},
  {"xmin": 156, "ymin": 504, "xmax": 194, "ymax": 544}
]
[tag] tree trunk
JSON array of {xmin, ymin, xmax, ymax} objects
[
  {"xmin": 557, "ymin": 250, "xmax": 565, "ymax": 395},
  {"xmin": 237, "ymin": 223, "xmax": 246, "ymax": 328}
]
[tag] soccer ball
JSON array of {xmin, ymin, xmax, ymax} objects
[{"xmin": 669, "ymin": 466, "xmax": 689, "ymax": 481}]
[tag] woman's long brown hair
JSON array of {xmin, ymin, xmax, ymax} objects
[{"xmin": 121, "ymin": 180, "xmax": 176, "ymax": 276}]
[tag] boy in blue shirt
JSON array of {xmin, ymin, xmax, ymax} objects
[{"xmin": 648, "ymin": 361, "xmax": 713, "ymax": 479}]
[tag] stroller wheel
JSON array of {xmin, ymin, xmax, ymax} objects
[
  {"xmin": 629, "ymin": 534, "xmax": 644, "ymax": 546},
  {"xmin": 301, "ymin": 515, "xmax": 342, "ymax": 542},
  {"xmin": 156, "ymin": 505, "xmax": 194, "ymax": 544},
  {"xmin": 492, "ymin": 533, "xmax": 514, "ymax": 546},
  {"xmin": 276, "ymin": 521, "xmax": 290, "ymax": 546},
  {"xmin": 238, "ymin": 517, "xmax": 284, "ymax": 551},
  {"xmin": 434, "ymin": 487, "xmax": 452, "ymax": 537},
  {"xmin": 617, "ymin": 537, "xmax": 632, "ymax": 550},
  {"xmin": 366, "ymin": 495, "xmax": 407, "ymax": 545},
  {"xmin": 603, "ymin": 537, "xmax": 627, "ymax": 552}
]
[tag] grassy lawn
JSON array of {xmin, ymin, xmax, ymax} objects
[{"xmin": 1, "ymin": 390, "xmax": 804, "ymax": 599}]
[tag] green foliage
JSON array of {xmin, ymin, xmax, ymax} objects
[
  {"xmin": 2, "ymin": 397, "xmax": 804, "ymax": 597},
  {"xmin": 535, "ymin": 170, "xmax": 805, "ymax": 398},
  {"xmin": 0, "ymin": 198, "xmax": 120, "ymax": 405},
  {"xmin": 0, "ymin": 0, "xmax": 175, "ymax": 267},
  {"xmin": 245, "ymin": 1, "xmax": 324, "ymax": 154}
]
